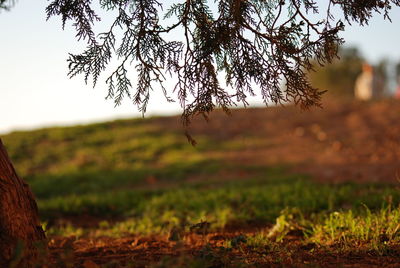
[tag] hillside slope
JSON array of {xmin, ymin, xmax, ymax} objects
[
  {"xmin": 2, "ymin": 99, "xmax": 400, "ymax": 267},
  {"xmin": 3, "ymin": 99, "xmax": 400, "ymax": 183}
]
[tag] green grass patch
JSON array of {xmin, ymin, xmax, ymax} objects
[
  {"xmin": 3, "ymin": 114, "xmax": 400, "ymax": 256},
  {"xmin": 40, "ymin": 170, "xmax": 400, "ymax": 243}
]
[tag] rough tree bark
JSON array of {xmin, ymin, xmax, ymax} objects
[{"xmin": 0, "ymin": 139, "xmax": 46, "ymax": 267}]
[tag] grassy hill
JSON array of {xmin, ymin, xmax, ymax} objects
[
  {"xmin": 2, "ymin": 99, "xmax": 400, "ymax": 266},
  {"xmin": 4, "ymin": 98, "xmax": 399, "ymax": 183}
]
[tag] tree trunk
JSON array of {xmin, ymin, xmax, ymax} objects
[{"xmin": 0, "ymin": 139, "xmax": 46, "ymax": 267}]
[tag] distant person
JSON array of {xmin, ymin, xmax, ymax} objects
[
  {"xmin": 396, "ymin": 63, "xmax": 400, "ymax": 99},
  {"xmin": 395, "ymin": 84, "xmax": 400, "ymax": 99},
  {"xmin": 395, "ymin": 70, "xmax": 400, "ymax": 99},
  {"xmin": 354, "ymin": 63, "xmax": 384, "ymax": 100}
]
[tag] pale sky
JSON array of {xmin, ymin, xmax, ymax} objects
[{"xmin": 1, "ymin": 1, "xmax": 400, "ymax": 134}]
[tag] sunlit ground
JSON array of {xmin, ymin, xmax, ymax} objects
[{"xmin": 3, "ymin": 99, "xmax": 400, "ymax": 267}]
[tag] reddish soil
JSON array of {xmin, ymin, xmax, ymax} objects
[
  {"xmin": 47, "ymin": 99, "xmax": 400, "ymax": 267},
  {"xmin": 48, "ymin": 230, "xmax": 400, "ymax": 267},
  {"xmin": 185, "ymin": 99, "xmax": 400, "ymax": 184}
]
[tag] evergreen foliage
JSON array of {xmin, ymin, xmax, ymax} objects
[
  {"xmin": 45, "ymin": 0, "xmax": 400, "ymax": 125},
  {"xmin": 0, "ymin": 0, "xmax": 15, "ymax": 11}
]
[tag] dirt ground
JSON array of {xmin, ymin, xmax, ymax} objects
[
  {"xmin": 47, "ymin": 99, "xmax": 400, "ymax": 267},
  {"xmin": 49, "ymin": 230, "xmax": 400, "ymax": 268},
  {"xmin": 187, "ymin": 98, "xmax": 400, "ymax": 184}
]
